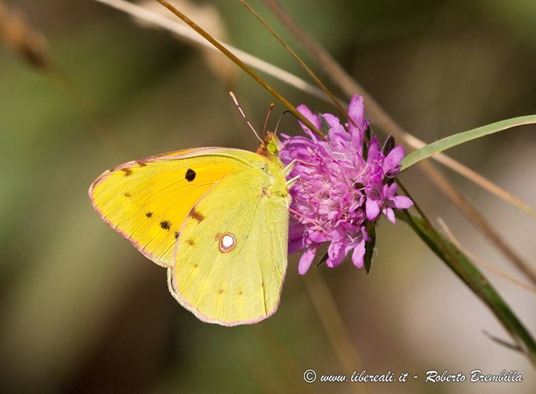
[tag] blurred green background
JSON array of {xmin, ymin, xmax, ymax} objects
[{"xmin": 1, "ymin": 0, "xmax": 535, "ymax": 393}]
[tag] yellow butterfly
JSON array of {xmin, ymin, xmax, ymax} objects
[{"xmin": 89, "ymin": 133, "xmax": 291, "ymax": 326}]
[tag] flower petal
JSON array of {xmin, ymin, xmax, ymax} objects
[
  {"xmin": 382, "ymin": 145, "xmax": 405, "ymax": 176},
  {"xmin": 297, "ymin": 104, "xmax": 321, "ymax": 137},
  {"xmin": 298, "ymin": 247, "xmax": 317, "ymax": 275},
  {"xmin": 288, "ymin": 223, "xmax": 306, "ymax": 254},
  {"xmin": 352, "ymin": 239, "xmax": 366, "ymax": 268},
  {"xmin": 348, "ymin": 95, "xmax": 365, "ymax": 129},
  {"xmin": 327, "ymin": 241, "xmax": 345, "ymax": 267},
  {"xmin": 366, "ymin": 198, "xmax": 381, "ymax": 221},
  {"xmin": 384, "ymin": 207, "xmax": 396, "ymax": 223},
  {"xmin": 392, "ymin": 195, "xmax": 414, "ymax": 209}
]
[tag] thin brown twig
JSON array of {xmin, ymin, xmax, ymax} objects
[
  {"xmin": 303, "ymin": 271, "xmax": 369, "ymax": 394},
  {"xmin": 387, "ymin": 117, "xmax": 536, "ymax": 219},
  {"xmin": 94, "ymin": 0, "xmax": 536, "ymax": 222},
  {"xmin": 251, "ymin": 325, "xmax": 316, "ymax": 393},
  {"xmin": 263, "ymin": 0, "xmax": 536, "ymax": 287},
  {"xmin": 154, "ymin": 0, "xmax": 323, "ymax": 137},
  {"xmin": 240, "ymin": 0, "xmax": 349, "ymax": 124},
  {"xmin": 438, "ymin": 219, "xmax": 536, "ymax": 295}
]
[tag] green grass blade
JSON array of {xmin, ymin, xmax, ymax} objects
[
  {"xmin": 399, "ymin": 211, "xmax": 536, "ymax": 365},
  {"xmin": 401, "ymin": 115, "xmax": 536, "ymax": 171}
]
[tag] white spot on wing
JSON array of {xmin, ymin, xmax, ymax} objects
[
  {"xmin": 222, "ymin": 235, "xmax": 234, "ymax": 248},
  {"xmin": 216, "ymin": 232, "xmax": 236, "ymax": 253}
]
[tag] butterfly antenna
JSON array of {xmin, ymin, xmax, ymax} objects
[
  {"xmin": 274, "ymin": 110, "xmax": 292, "ymax": 136},
  {"xmin": 262, "ymin": 102, "xmax": 276, "ymax": 136},
  {"xmin": 229, "ymin": 91, "xmax": 262, "ymax": 143}
]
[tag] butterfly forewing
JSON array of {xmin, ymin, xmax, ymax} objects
[{"xmin": 90, "ymin": 148, "xmax": 252, "ymax": 267}]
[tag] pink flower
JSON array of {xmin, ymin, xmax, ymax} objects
[{"xmin": 280, "ymin": 95, "xmax": 413, "ymax": 275}]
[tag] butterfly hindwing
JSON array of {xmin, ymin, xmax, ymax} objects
[{"xmin": 168, "ymin": 156, "xmax": 289, "ymax": 326}]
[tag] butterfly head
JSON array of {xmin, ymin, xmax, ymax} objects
[{"xmin": 257, "ymin": 132, "xmax": 281, "ymax": 159}]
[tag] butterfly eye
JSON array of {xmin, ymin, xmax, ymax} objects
[{"xmin": 216, "ymin": 232, "xmax": 236, "ymax": 253}]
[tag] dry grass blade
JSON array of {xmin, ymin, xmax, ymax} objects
[
  {"xmin": 263, "ymin": 0, "xmax": 536, "ymax": 287},
  {"xmin": 100, "ymin": 0, "xmax": 323, "ymax": 135},
  {"xmin": 251, "ymin": 325, "xmax": 316, "ymax": 393},
  {"xmin": 95, "ymin": 0, "xmax": 328, "ymax": 102},
  {"xmin": 0, "ymin": 2, "xmax": 136, "ymax": 158},
  {"xmin": 240, "ymin": 0, "xmax": 348, "ymax": 123},
  {"xmin": 0, "ymin": 2, "xmax": 49, "ymax": 69},
  {"xmin": 404, "ymin": 134, "xmax": 536, "ymax": 220},
  {"xmin": 304, "ymin": 271, "xmax": 369, "ymax": 394},
  {"xmin": 152, "ymin": 0, "xmax": 324, "ymax": 135},
  {"xmin": 92, "ymin": 0, "xmax": 536, "ymax": 228},
  {"xmin": 438, "ymin": 219, "xmax": 536, "ymax": 295}
]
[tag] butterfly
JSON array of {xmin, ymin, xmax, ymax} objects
[{"xmin": 89, "ymin": 132, "xmax": 292, "ymax": 326}]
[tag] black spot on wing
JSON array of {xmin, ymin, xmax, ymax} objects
[
  {"xmin": 145, "ymin": 212, "xmax": 153, "ymax": 218},
  {"xmin": 160, "ymin": 220, "xmax": 171, "ymax": 230},
  {"xmin": 185, "ymin": 168, "xmax": 196, "ymax": 182},
  {"xmin": 121, "ymin": 168, "xmax": 133, "ymax": 176},
  {"xmin": 123, "ymin": 192, "xmax": 131, "ymax": 197},
  {"xmin": 174, "ymin": 231, "xmax": 180, "ymax": 239}
]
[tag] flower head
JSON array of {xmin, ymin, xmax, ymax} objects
[{"xmin": 280, "ymin": 95, "xmax": 413, "ymax": 275}]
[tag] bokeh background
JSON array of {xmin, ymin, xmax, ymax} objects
[{"xmin": 1, "ymin": 0, "xmax": 535, "ymax": 393}]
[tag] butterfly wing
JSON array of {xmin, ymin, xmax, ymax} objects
[
  {"xmin": 89, "ymin": 148, "xmax": 255, "ymax": 267},
  {"xmin": 168, "ymin": 156, "xmax": 290, "ymax": 326}
]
